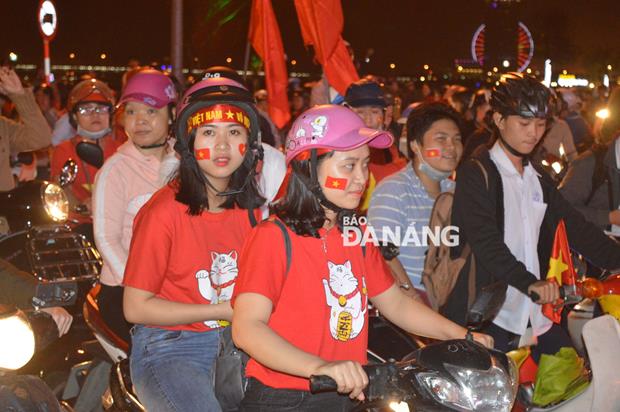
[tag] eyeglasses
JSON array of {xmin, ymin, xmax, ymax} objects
[{"xmin": 77, "ymin": 105, "xmax": 111, "ymax": 116}]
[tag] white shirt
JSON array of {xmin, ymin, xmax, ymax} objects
[{"xmin": 489, "ymin": 142, "xmax": 552, "ymax": 337}]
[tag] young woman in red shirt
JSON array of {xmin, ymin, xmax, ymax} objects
[
  {"xmin": 122, "ymin": 76, "xmax": 265, "ymax": 412},
  {"xmin": 232, "ymin": 104, "xmax": 493, "ymax": 411}
]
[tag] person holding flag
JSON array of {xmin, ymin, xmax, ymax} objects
[{"xmin": 443, "ymin": 73, "xmax": 620, "ymax": 360}]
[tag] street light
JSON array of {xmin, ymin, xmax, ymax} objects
[
  {"xmin": 526, "ymin": 68, "xmax": 532, "ymax": 74},
  {"xmin": 389, "ymin": 63, "xmax": 396, "ymax": 69},
  {"xmin": 607, "ymin": 64, "xmax": 612, "ymax": 71},
  {"xmin": 420, "ymin": 76, "xmax": 426, "ymax": 82},
  {"xmin": 8, "ymin": 52, "xmax": 17, "ymax": 62},
  {"xmin": 291, "ymin": 59, "xmax": 297, "ymax": 66},
  {"xmin": 492, "ymin": 66, "xmax": 498, "ymax": 73},
  {"xmin": 457, "ymin": 65, "xmax": 463, "ymax": 72},
  {"xmin": 69, "ymin": 52, "xmax": 75, "ymax": 59},
  {"xmin": 502, "ymin": 59, "xmax": 509, "ymax": 68},
  {"xmin": 423, "ymin": 64, "xmax": 429, "ymax": 70},
  {"xmin": 226, "ymin": 57, "xmax": 232, "ymax": 64},
  {"xmin": 100, "ymin": 53, "xmax": 107, "ymax": 60}
]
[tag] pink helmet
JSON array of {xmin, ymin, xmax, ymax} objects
[
  {"xmin": 118, "ymin": 69, "xmax": 177, "ymax": 109},
  {"xmin": 285, "ymin": 105, "xmax": 393, "ymax": 164}
]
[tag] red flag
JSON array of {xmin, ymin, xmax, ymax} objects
[
  {"xmin": 424, "ymin": 148, "xmax": 442, "ymax": 158},
  {"xmin": 248, "ymin": 0, "xmax": 291, "ymax": 129},
  {"xmin": 325, "ymin": 176, "xmax": 348, "ymax": 190},
  {"xmin": 294, "ymin": 0, "xmax": 359, "ymax": 95},
  {"xmin": 543, "ymin": 219, "xmax": 576, "ymax": 323},
  {"xmin": 195, "ymin": 148, "xmax": 211, "ymax": 160}
]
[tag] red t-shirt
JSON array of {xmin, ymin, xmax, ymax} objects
[
  {"xmin": 232, "ymin": 220, "xmax": 394, "ymax": 390},
  {"xmin": 123, "ymin": 184, "xmax": 257, "ymax": 332},
  {"xmin": 50, "ymin": 135, "xmax": 120, "ymax": 203}
]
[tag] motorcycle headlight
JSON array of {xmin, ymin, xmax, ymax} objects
[
  {"xmin": 418, "ymin": 356, "xmax": 517, "ymax": 411},
  {"xmin": 0, "ymin": 307, "xmax": 35, "ymax": 370},
  {"xmin": 42, "ymin": 183, "xmax": 69, "ymax": 222}
]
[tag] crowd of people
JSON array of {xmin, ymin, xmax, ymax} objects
[{"xmin": 1, "ymin": 60, "xmax": 620, "ymax": 411}]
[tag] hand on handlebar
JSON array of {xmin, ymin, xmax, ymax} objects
[
  {"xmin": 528, "ymin": 280, "xmax": 560, "ymax": 304},
  {"xmin": 40, "ymin": 307, "xmax": 73, "ymax": 337},
  {"xmin": 312, "ymin": 360, "xmax": 369, "ymax": 401},
  {"xmin": 471, "ymin": 332, "xmax": 494, "ymax": 349}
]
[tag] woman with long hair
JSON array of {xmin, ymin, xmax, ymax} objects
[
  {"xmin": 232, "ymin": 105, "xmax": 493, "ymax": 411},
  {"xmin": 122, "ymin": 76, "xmax": 265, "ymax": 412}
]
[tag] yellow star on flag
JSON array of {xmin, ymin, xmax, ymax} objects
[
  {"xmin": 226, "ymin": 110, "xmax": 235, "ymax": 119},
  {"xmin": 547, "ymin": 250, "xmax": 568, "ymax": 284},
  {"xmin": 332, "ymin": 181, "xmax": 340, "ymax": 187}
]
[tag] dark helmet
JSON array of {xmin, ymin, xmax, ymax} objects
[
  {"xmin": 174, "ymin": 76, "xmax": 262, "ymax": 159},
  {"xmin": 203, "ymin": 66, "xmax": 246, "ymax": 86},
  {"xmin": 344, "ymin": 79, "xmax": 387, "ymax": 108},
  {"xmin": 490, "ymin": 72, "xmax": 551, "ymax": 119}
]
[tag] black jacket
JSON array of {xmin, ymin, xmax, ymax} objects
[{"xmin": 443, "ymin": 146, "xmax": 620, "ymax": 325}]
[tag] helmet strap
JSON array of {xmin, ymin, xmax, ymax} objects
[
  {"xmin": 498, "ymin": 135, "xmax": 530, "ymax": 166},
  {"xmin": 306, "ymin": 149, "xmax": 356, "ymax": 217}
]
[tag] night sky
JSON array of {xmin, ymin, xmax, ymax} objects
[{"xmin": 3, "ymin": 0, "xmax": 620, "ymax": 77}]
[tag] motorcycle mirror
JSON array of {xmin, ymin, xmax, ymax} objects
[
  {"xmin": 572, "ymin": 254, "xmax": 588, "ymax": 278},
  {"xmin": 16, "ymin": 152, "xmax": 35, "ymax": 165},
  {"xmin": 58, "ymin": 159, "xmax": 78, "ymax": 187},
  {"xmin": 75, "ymin": 141, "xmax": 104, "ymax": 169},
  {"xmin": 466, "ymin": 281, "xmax": 506, "ymax": 330}
]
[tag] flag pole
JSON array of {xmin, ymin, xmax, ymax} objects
[{"xmin": 243, "ymin": 40, "xmax": 251, "ymax": 81}]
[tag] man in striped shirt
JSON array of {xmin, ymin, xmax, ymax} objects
[{"xmin": 368, "ymin": 103, "xmax": 463, "ymax": 303}]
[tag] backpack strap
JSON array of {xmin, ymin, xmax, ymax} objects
[
  {"xmin": 471, "ymin": 158, "xmax": 490, "ymax": 190},
  {"xmin": 248, "ymin": 208, "xmax": 258, "ymax": 228},
  {"xmin": 272, "ymin": 219, "xmax": 292, "ymax": 276}
]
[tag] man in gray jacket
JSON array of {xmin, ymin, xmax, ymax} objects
[{"xmin": 559, "ymin": 136, "xmax": 620, "ymax": 231}]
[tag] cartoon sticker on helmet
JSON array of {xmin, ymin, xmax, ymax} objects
[
  {"xmin": 311, "ymin": 116, "xmax": 328, "ymax": 139},
  {"xmin": 164, "ymin": 84, "xmax": 176, "ymax": 100},
  {"xmin": 295, "ymin": 128, "xmax": 306, "ymax": 139}
]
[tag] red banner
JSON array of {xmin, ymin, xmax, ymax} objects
[
  {"xmin": 248, "ymin": 0, "xmax": 291, "ymax": 129},
  {"xmin": 294, "ymin": 0, "xmax": 359, "ymax": 95}
]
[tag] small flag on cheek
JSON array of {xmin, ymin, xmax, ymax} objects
[
  {"xmin": 325, "ymin": 176, "xmax": 348, "ymax": 190},
  {"xmin": 238, "ymin": 144, "xmax": 246, "ymax": 155},
  {"xmin": 195, "ymin": 148, "xmax": 211, "ymax": 160},
  {"xmin": 424, "ymin": 148, "xmax": 442, "ymax": 158}
]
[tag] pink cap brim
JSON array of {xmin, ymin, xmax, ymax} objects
[
  {"xmin": 118, "ymin": 93, "xmax": 168, "ymax": 109},
  {"xmin": 317, "ymin": 127, "xmax": 394, "ymax": 152}
]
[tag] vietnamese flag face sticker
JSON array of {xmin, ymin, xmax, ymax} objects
[
  {"xmin": 238, "ymin": 144, "xmax": 247, "ymax": 155},
  {"xmin": 325, "ymin": 176, "xmax": 348, "ymax": 190},
  {"xmin": 424, "ymin": 148, "xmax": 442, "ymax": 158},
  {"xmin": 195, "ymin": 148, "xmax": 211, "ymax": 160}
]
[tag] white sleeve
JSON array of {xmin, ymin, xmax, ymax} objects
[
  {"xmin": 93, "ymin": 158, "xmax": 129, "ymax": 285},
  {"xmin": 258, "ymin": 143, "xmax": 286, "ymax": 203}
]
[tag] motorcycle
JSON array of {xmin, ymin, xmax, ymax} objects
[
  {"xmin": 513, "ymin": 272, "xmax": 620, "ymax": 411},
  {"xmin": 0, "ymin": 277, "xmax": 79, "ymax": 412},
  {"xmin": 310, "ymin": 282, "xmax": 519, "ymax": 412},
  {"xmin": 0, "ymin": 158, "xmax": 102, "ymax": 315},
  {"xmin": 93, "ymin": 284, "xmax": 516, "ymax": 412}
]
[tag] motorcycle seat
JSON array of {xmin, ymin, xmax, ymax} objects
[{"xmin": 83, "ymin": 284, "xmax": 130, "ymax": 357}]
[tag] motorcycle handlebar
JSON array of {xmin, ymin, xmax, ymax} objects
[
  {"xmin": 529, "ymin": 286, "xmax": 566, "ymax": 303},
  {"xmin": 310, "ymin": 363, "xmax": 397, "ymax": 394},
  {"xmin": 309, "ymin": 375, "xmax": 338, "ymax": 394}
]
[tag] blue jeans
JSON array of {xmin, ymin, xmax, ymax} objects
[
  {"xmin": 130, "ymin": 325, "xmax": 222, "ymax": 412},
  {"xmin": 240, "ymin": 378, "xmax": 354, "ymax": 412}
]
